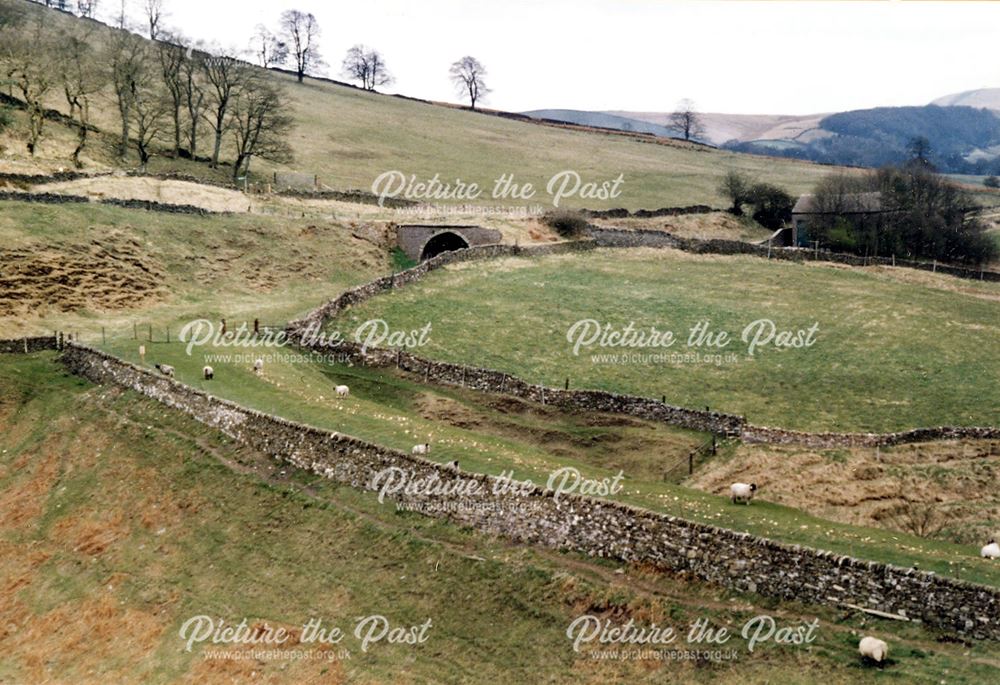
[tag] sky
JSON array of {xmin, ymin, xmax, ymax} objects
[{"xmin": 100, "ymin": 0, "xmax": 1000, "ymax": 115}]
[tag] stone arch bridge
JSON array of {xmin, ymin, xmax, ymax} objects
[{"xmin": 397, "ymin": 225, "xmax": 503, "ymax": 262}]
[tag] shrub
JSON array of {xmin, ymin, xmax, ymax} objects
[
  {"xmin": 542, "ymin": 209, "xmax": 588, "ymax": 238},
  {"xmin": 984, "ymin": 175, "xmax": 999, "ymax": 189},
  {"xmin": 718, "ymin": 170, "xmax": 754, "ymax": 216},
  {"xmin": 748, "ymin": 182, "xmax": 794, "ymax": 230},
  {"xmin": 390, "ymin": 246, "xmax": 418, "ymax": 272}
]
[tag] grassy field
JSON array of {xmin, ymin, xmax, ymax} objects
[
  {"xmin": 0, "ymin": 199, "xmax": 387, "ymax": 335},
  {"xmin": 4, "ymin": 352, "xmax": 1000, "ymax": 683},
  {"xmin": 330, "ymin": 248, "xmax": 1000, "ymax": 433},
  {"xmin": 2, "ymin": 1, "xmax": 845, "ymax": 211},
  {"xmin": 92, "ymin": 338, "xmax": 1000, "ymax": 588}
]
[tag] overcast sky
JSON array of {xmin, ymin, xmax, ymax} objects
[{"xmin": 105, "ymin": 0, "xmax": 1000, "ymax": 115}]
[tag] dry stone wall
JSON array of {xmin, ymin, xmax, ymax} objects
[{"xmin": 52, "ymin": 342, "xmax": 1000, "ymax": 641}]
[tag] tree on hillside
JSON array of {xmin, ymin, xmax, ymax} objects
[
  {"xmin": 201, "ymin": 49, "xmax": 250, "ymax": 167},
  {"xmin": 449, "ymin": 56, "xmax": 489, "ymax": 110},
  {"xmin": 180, "ymin": 46, "xmax": 208, "ymax": 158},
  {"xmin": 76, "ymin": 1, "xmax": 99, "ymax": 19},
  {"xmin": 57, "ymin": 28, "xmax": 106, "ymax": 167},
  {"xmin": 143, "ymin": 0, "xmax": 167, "ymax": 40},
  {"xmin": 669, "ymin": 98, "xmax": 704, "ymax": 141},
  {"xmin": 1, "ymin": 15, "xmax": 56, "ymax": 155},
  {"xmin": 718, "ymin": 170, "xmax": 754, "ymax": 216},
  {"xmin": 156, "ymin": 35, "xmax": 187, "ymax": 157},
  {"xmin": 341, "ymin": 45, "xmax": 393, "ymax": 91},
  {"xmin": 249, "ymin": 24, "xmax": 287, "ymax": 69},
  {"xmin": 107, "ymin": 30, "xmax": 148, "ymax": 159},
  {"xmin": 906, "ymin": 135, "xmax": 934, "ymax": 170},
  {"xmin": 230, "ymin": 74, "xmax": 292, "ymax": 181},
  {"xmin": 130, "ymin": 72, "xmax": 168, "ymax": 170},
  {"xmin": 279, "ymin": 9, "xmax": 322, "ymax": 83}
]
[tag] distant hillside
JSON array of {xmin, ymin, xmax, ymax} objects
[
  {"xmin": 726, "ymin": 105, "xmax": 1000, "ymax": 174},
  {"xmin": 539, "ymin": 100, "xmax": 1000, "ymax": 175},
  {"xmin": 932, "ymin": 88, "xmax": 1000, "ymax": 110},
  {"xmin": 0, "ymin": 0, "xmax": 841, "ymax": 209}
]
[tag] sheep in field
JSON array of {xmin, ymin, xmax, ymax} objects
[
  {"xmin": 446, "ymin": 460, "xmax": 460, "ymax": 471},
  {"xmin": 412, "ymin": 443, "xmax": 431, "ymax": 456},
  {"xmin": 253, "ymin": 358, "xmax": 264, "ymax": 375},
  {"xmin": 335, "ymin": 384, "xmax": 350, "ymax": 397},
  {"xmin": 154, "ymin": 363, "xmax": 175, "ymax": 378},
  {"xmin": 858, "ymin": 636, "xmax": 888, "ymax": 665},
  {"xmin": 730, "ymin": 482, "xmax": 757, "ymax": 505},
  {"xmin": 982, "ymin": 539, "xmax": 1000, "ymax": 559},
  {"xmin": 203, "ymin": 365, "xmax": 214, "ymax": 380}
]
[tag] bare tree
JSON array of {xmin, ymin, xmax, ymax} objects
[
  {"xmin": 449, "ymin": 56, "xmax": 489, "ymax": 110},
  {"xmin": 249, "ymin": 24, "xmax": 287, "ymax": 68},
  {"xmin": 107, "ymin": 30, "xmax": 147, "ymax": 159},
  {"xmin": 76, "ymin": 0, "xmax": 99, "ymax": 18},
  {"xmin": 180, "ymin": 46, "xmax": 208, "ymax": 158},
  {"xmin": 143, "ymin": 0, "xmax": 166, "ymax": 40},
  {"xmin": 1, "ymin": 15, "xmax": 55, "ymax": 155},
  {"xmin": 57, "ymin": 28, "xmax": 106, "ymax": 166},
  {"xmin": 156, "ymin": 34, "xmax": 186, "ymax": 156},
  {"xmin": 279, "ymin": 9, "xmax": 322, "ymax": 83},
  {"xmin": 131, "ymin": 75, "xmax": 168, "ymax": 170},
  {"xmin": 231, "ymin": 74, "xmax": 292, "ymax": 181},
  {"xmin": 201, "ymin": 48, "xmax": 250, "ymax": 167},
  {"xmin": 669, "ymin": 98, "xmax": 704, "ymax": 141},
  {"xmin": 341, "ymin": 44, "xmax": 392, "ymax": 91}
]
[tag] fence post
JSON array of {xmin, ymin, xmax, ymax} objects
[
  {"xmin": 102, "ymin": 327, "xmax": 106, "ymax": 345},
  {"xmin": 688, "ymin": 451, "xmax": 694, "ymax": 475},
  {"xmin": 166, "ymin": 328, "xmax": 170, "ymax": 343},
  {"xmin": 565, "ymin": 377, "xmax": 569, "ymax": 390},
  {"xmin": 148, "ymin": 324, "xmax": 153, "ymax": 342},
  {"xmin": 133, "ymin": 322, "xmax": 137, "ymax": 340},
  {"xmin": 933, "ymin": 260, "xmax": 937, "ymax": 273}
]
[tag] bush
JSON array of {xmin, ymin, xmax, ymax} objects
[
  {"xmin": 748, "ymin": 182, "xmax": 793, "ymax": 230},
  {"xmin": 984, "ymin": 176, "xmax": 999, "ymax": 189},
  {"xmin": 718, "ymin": 170, "xmax": 753, "ymax": 215},
  {"xmin": 542, "ymin": 209, "xmax": 588, "ymax": 238}
]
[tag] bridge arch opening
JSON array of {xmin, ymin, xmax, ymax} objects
[{"xmin": 421, "ymin": 231, "xmax": 470, "ymax": 260}]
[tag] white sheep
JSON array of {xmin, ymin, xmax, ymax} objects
[
  {"xmin": 858, "ymin": 636, "xmax": 888, "ymax": 664},
  {"xmin": 730, "ymin": 482, "xmax": 757, "ymax": 505},
  {"xmin": 411, "ymin": 443, "xmax": 431, "ymax": 456},
  {"xmin": 253, "ymin": 358, "xmax": 264, "ymax": 375},
  {"xmin": 203, "ymin": 365, "xmax": 214, "ymax": 380},
  {"xmin": 154, "ymin": 363, "xmax": 175, "ymax": 378},
  {"xmin": 446, "ymin": 460, "xmax": 460, "ymax": 471},
  {"xmin": 981, "ymin": 539, "xmax": 1000, "ymax": 559},
  {"xmin": 335, "ymin": 384, "xmax": 350, "ymax": 397}
]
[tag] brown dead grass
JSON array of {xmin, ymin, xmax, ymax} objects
[
  {"xmin": 596, "ymin": 212, "xmax": 772, "ymax": 241},
  {"xmin": 34, "ymin": 176, "xmax": 253, "ymax": 214},
  {"xmin": 688, "ymin": 440, "xmax": 1000, "ymax": 543},
  {"xmin": 0, "ymin": 233, "xmax": 166, "ymax": 317}
]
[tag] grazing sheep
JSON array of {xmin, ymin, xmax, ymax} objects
[
  {"xmin": 982, "ymin": 539, "xmax": 1000, "ymax": 559},
  {"xmin": 730, "ymin": 482, "xmax": 757, "ymax": 505},
  {"xmin": 138, "ymin": 344, "xmax": 146, "ymax": 361},
  {"xmin": 203, "ymin": 365, "xmax": 214, "ymax": 380},
  {"xmin": 411, "ymin": 443, "xmax": 431, "ymax": 456},
  {"xmin": 858, "ymin": 636, "xmax": 888, "ymax": 664},
  {"xmin": 446, "ymin": 460, "xmax": 460, "ymax": 471},
  {"xmin": 253, "ymin": 358, "xmax": 264, "ymax": 375},
  {"xmin": 154, "ymin": 363, "xmax": 175, "ymax": 378},
  {"xmin": 335, "ymin": 384, "xmax": 350, "ymax": 397}
]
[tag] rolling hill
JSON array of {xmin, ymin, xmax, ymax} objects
[{"xmin": 0, "ymin": 0, "xmax": 843, "ymax": 210}]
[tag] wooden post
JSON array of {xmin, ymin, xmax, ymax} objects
[
  {"xmin": 661, "ymin": 395, "xmax": 666, "ymax": 404},
  {"xmin": 565, "ymin": 377, "xmax": 569, "ymax": 390},
  {"xmin": 148, "ymin": 324, "xmax": 153, "ymax": 342},
  {"xmin": 712, "ymin": 435, "xmax": 717, "ymax": 455},
  {"xmin": 688, "ymin": 451, "xmax": 694, "ymax": 475},
  {"xmin": 933, "ymin": 259, "xmax": 937, "ymax": 273},
  {"xmin": 102, "ymin": 327, "xmax": 106, "ymax": 345},
  {"xmin": 892, "ymin": 254, "xmax": 896, "ymax": 267},
  {"xmin": 767, "ymin": 238, "xmax": 772, "ymax": 259},
  {"xmin": 813, "ymin": 240, "xmax": 819, "ymax": 259},
  {"xmin": 133, "ymin": 322, "xmax": 138, "ymax": 340},
  {"xmin": 166, "ymin": 328, "xmax": 170, "ymax": 343}
]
